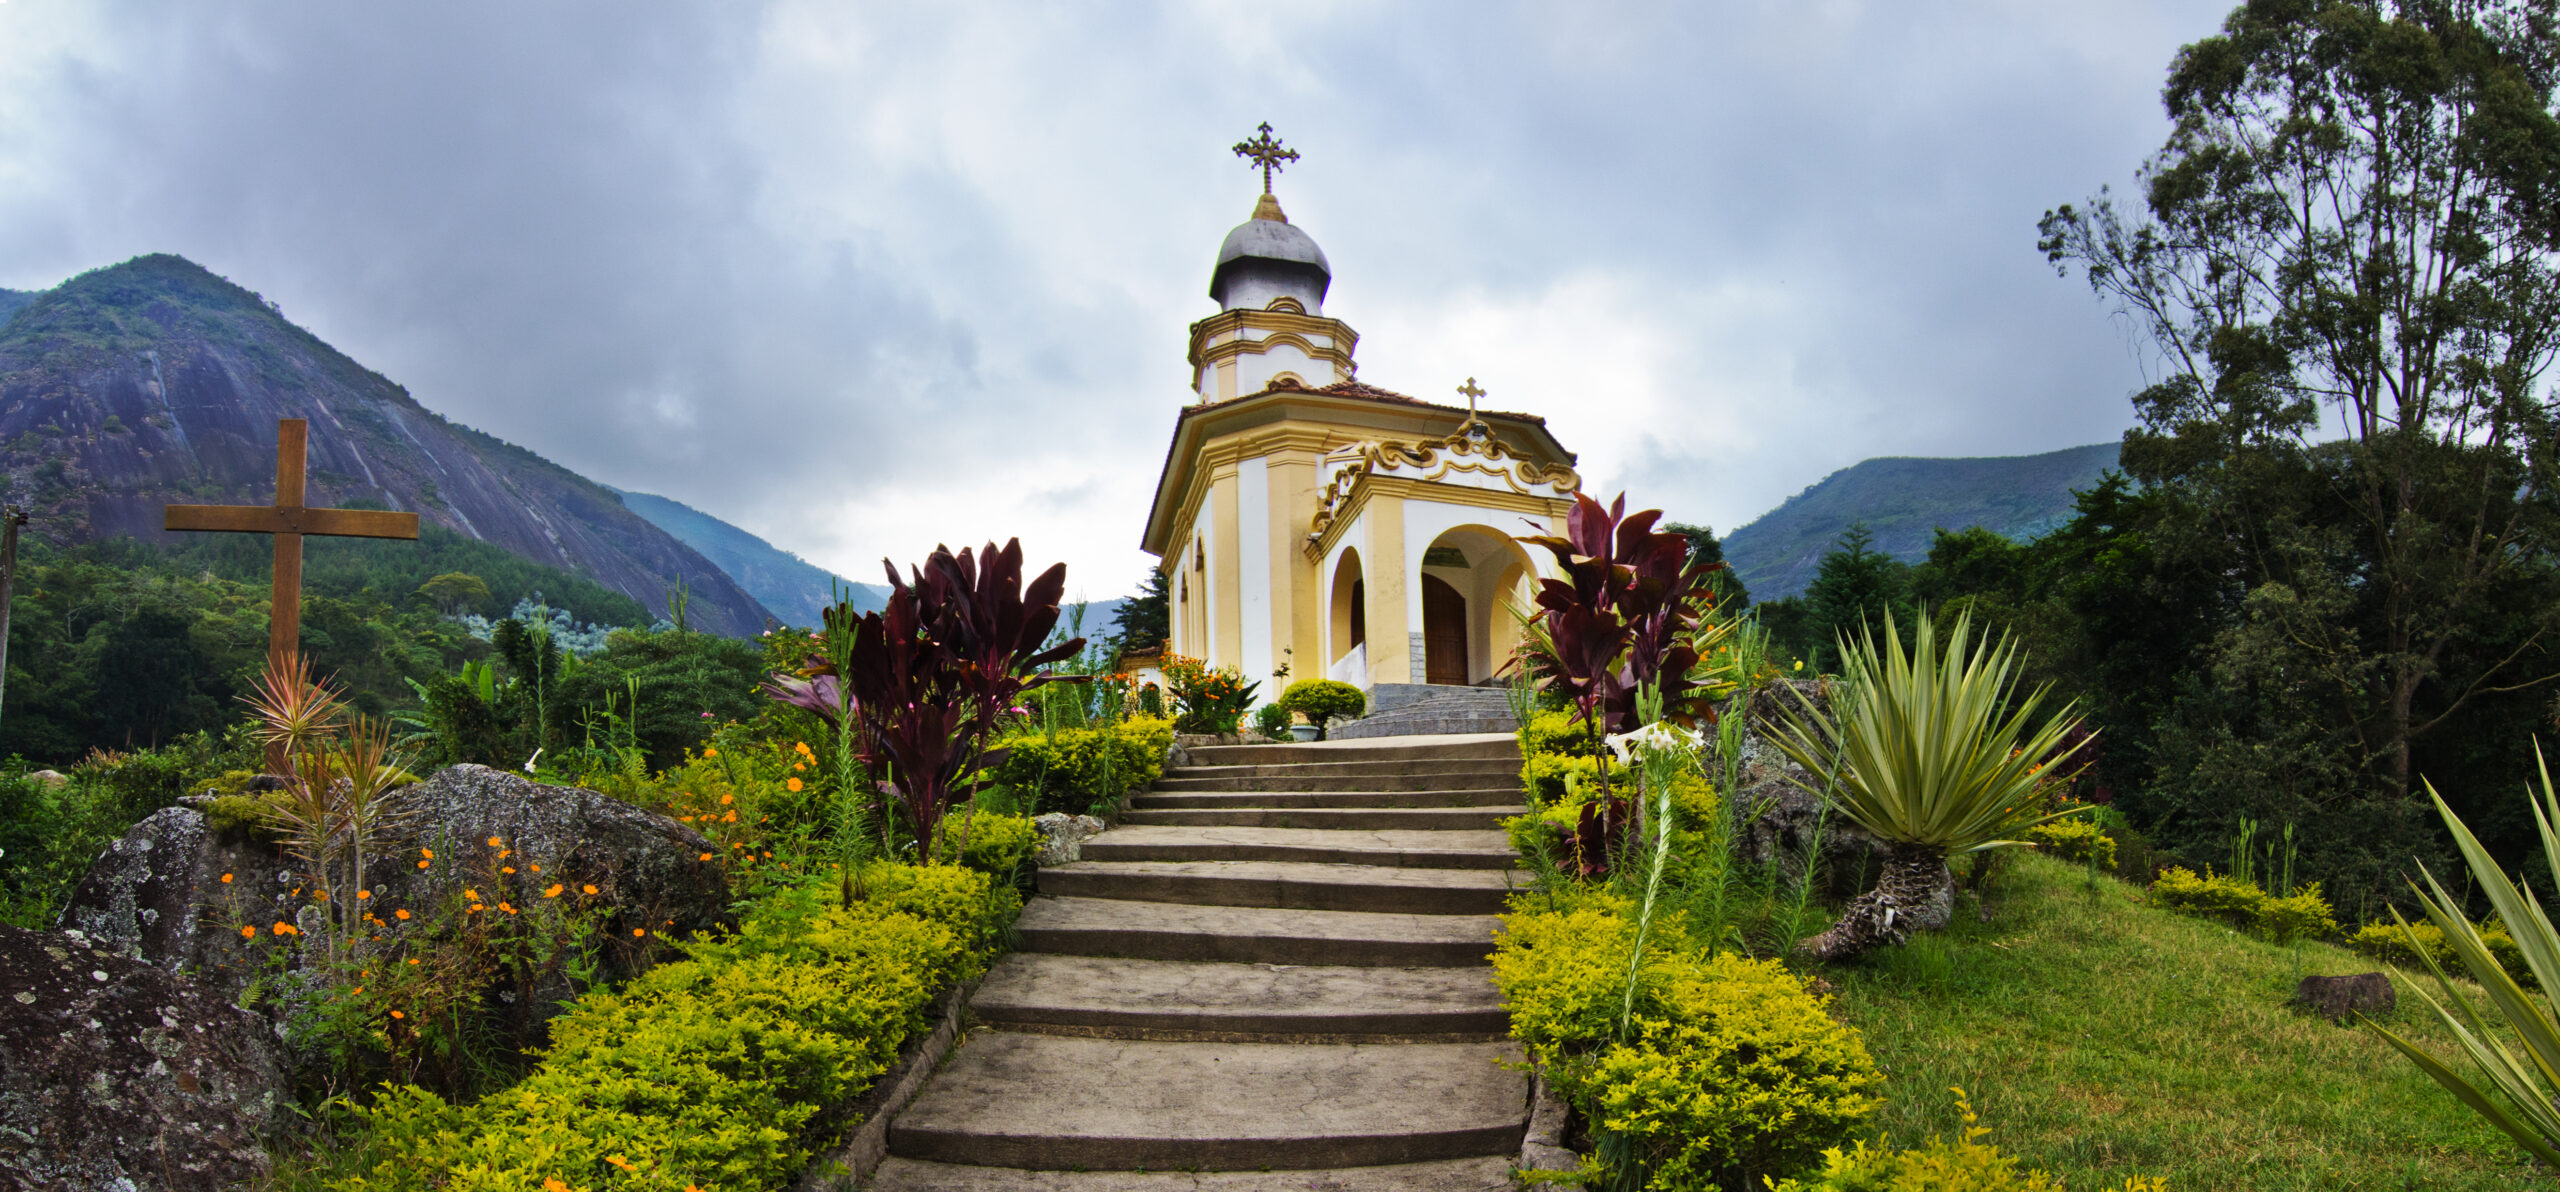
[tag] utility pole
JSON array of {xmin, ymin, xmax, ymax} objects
[{"xmin": 0, "ymin": 506, "xmax": 26, "ymax": 740}]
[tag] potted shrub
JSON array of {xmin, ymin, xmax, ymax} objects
[
  {"xmin": 1276, "ymin": 679, "xmax": 1366, "ymax": 741},
  {"xmin": 1288, "ymin": 710, "xmax": 1321, "ymax": 742}
]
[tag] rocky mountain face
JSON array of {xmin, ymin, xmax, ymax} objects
[{"xmin": 0, "ymin": 255, "xmax": 775, "ymax": 635}]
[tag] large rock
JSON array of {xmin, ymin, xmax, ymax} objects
[
  {"xmin": 1728, "ymin": 679, "xmax": 1888, "ymax": 901},
  {"xmin": 57, "ymin": 764, "xmax": 733, "ymax": 1039},
  {"xmin": 0, "ymin": 924, "xmax": 293, "ymax": 1191},
  {"xmin": 2296, "ymin": 972, "xmax": 2394, "ymax": 1021}
]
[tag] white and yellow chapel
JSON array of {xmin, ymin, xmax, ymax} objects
[{"xmin": 1140, "ymin": 127, "xmax": 1584, "ymax": 704}]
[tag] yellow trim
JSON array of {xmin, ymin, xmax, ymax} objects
[
  {"xmin": 1306, "ymin": 475, "xmax": 1571, "ymax": 563},
  {"xmin": 1364, "ymin": 493, "xmax": 1409, "ymax": 687},
  {"xmin": 1212, "ymin": 471, "xmax": 1242, "ymax": 667},
  {"xmin": 1266, "ymin": 296, "xmax": 1307, "ymax": 314}
]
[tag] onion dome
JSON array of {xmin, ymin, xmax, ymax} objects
[{"xmin": 1210, "ymin": 193, "xmax": 1331, "ymax": 313}]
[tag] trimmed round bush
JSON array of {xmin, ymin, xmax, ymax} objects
[{"xmin": 1277, "ymin": 679, "xmax": 1366, "ymax": 729}]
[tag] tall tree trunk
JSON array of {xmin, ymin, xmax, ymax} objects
[{"xmin": 1798, "ymin": 842, "xmax": 1955, "ymax": 963}]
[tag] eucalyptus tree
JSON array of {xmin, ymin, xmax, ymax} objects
[{"xmin": 2040, "ymin": 0, "xmax": 2560, "ymax": 876}]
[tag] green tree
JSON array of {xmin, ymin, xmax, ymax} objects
[
  {"xmin": 2040, "ymin": 0, "xmax": 2560, "ymax": 901},
  {"xmin": 1664, "ymin": 520, "xmax": 1751, "ymax": 611},
  {"xmin": 417, "ymin": 571, "xmax": 492, "ymax": 614},
  {"xmin": 1108, "ymin": 568, "xmax": 1171, "ymax": 659},
  {"xmin": 1801, "ymin": 524, "xmax": 1912, "ymax": 672}
]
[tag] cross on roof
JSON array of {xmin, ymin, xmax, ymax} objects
[
  {"xmin": 1233, "ymin": 122, "xmax": 1299, "ymax": 195},
  {"xmin": 1456, "ymin": 377, "xmax": 1486, "ymax": 417},
  {"xmin": 164, "ymin": 419, "xmax": 420, "ymax": 668}
]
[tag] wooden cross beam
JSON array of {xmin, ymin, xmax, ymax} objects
[{"xmin": 164, "ymin": 419, "xmax": 419, "ymax": 665}]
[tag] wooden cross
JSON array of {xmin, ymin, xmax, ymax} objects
[
  {"xmin": 1232, "ymin": 122, "xmax": 1299, "ymax": 194},
  {"xmin": 164, "ymin": 419, "xmax": 419, "ymax": 665},
  {"xmin": 1457, "ymin": 377, "xmax": 1486, "ymax": 418}
]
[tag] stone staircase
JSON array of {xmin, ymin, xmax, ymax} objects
[
  {"xmin": 868, "ymin": 734, "xmax": 1529, "ymax": 1190},
  {"xmin": 1327, "ymin": 685, "xmax": 1520, "ymax": 740}
]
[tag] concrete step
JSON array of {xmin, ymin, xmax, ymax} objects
[
  {"xmin": 1014, "ymin": 897, "xmax": 1500, "ymax": 966},
  {"xmin": 1039, "ymin": 860, "xmax": 1514, "ymax": 914},
  {"xmin": 1365, "ymin": 683, "xmax": 1517, "ymax": 714},
  {"xmin": 1076, "ymin": 827, "xmax": 1516, "ymax": 870},
  {"xmin": 1163, "ymin": 759, "xmax": 1521, "ymax": 782},
  {"xmin": 1329, "ymin": 715, "xmax": 1519, "ymax": 741},
  {"xmin": 968, "ymin": 954, "xmax": 1507, "ymax": 1041},
  {"xmin": 1131, "ymin": 789, "xmax": 1524, "ymax": 810},
  {"xmin": 1118, "ymin": 806, "xmax": 1523, "ymax": 831},
  {"xmin": 1182, "ymin": 733, "xmax": 1518, "ymax": 767},
  {"xmin": 885, "ymin": 1034, "xmax": 1528, "ymax": 1171},
  {"xmin": 868, "ymin": 1155, "xmax": 1514, "ymax": 1191},
  {"xmin": 1155, "ymin": 773, "xmax": 1516, "ymax": 793}
]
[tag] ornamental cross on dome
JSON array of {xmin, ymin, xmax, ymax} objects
[{"xmin": 1233, "ymin": 122, "xmax": 1299, "ymax": 194}]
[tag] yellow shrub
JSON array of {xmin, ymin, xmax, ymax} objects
[
  {"xmin": 931, "ymin": 807, "xmax": 1039, "ymax": 881},
  {"xmin": 1770, "ymin": 1088, "xmax": 2167, "ymax": 1192},
  {"xmin": 2026, "ymin": 817, "xmax": 2115, "ymax": 869},
  {"xmin": 327, "ymin": 865, "xmax": 1012, "ymax": 1192},
  {"xmin": 2149, "ymin": 867, "xmax": 2338, "ymax": 945},
  {"xmin": 2352, "ymin": 918, "xmax": 2537, "ymax": 989},
  {"xmin": 1566, "ymin": 953, "xmax": 1883, "ymax": 1190},
  {"xmin": 2258, "ymin": 884, "xmax": 2338, "ymax": 945},
  {"xmin": 1492, "ymin": 899, "xmax": 1641, "ymax": 1056},
  {"xmin": 993, "ymin": 716, "xmax": 1174, "ymax": 815}
]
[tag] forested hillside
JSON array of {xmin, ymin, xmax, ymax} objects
[{"xmin": 1723, "ymin": 442, "xmax": 2119, "ymax": 599}]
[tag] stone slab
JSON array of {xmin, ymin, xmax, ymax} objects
[
  {"xmin": 1077, "ymin": 827, "xmax": 1517, "ymax": 870},
  {"xmin": 886, "ymin": 1034, "xmax": 1528, "ymax": 1171},
  {"xmin": 1039, "ymin": 860, "xmax": 1519, "ymax": 913},
  {"xmin": 1154, "ymin": 773, "xmax": 1519, "ymax": 793},
  {"xmin": 866, "ymin": 1156, "xmax": 1514, "ymax": 1190},
  {"xmin": 969, "ymin": 954, "xmax": 1505, "ymax": 1040},
  {"xmin": 1183, "ymin": 735, "xmax": 1518, "ymax": 767},
  {"xmin": 1131, "ymin": 789, "xmax": 1525, "ymax": 810},
  {"xmin": 1118, "ymin": 807, "xmax": 1522, "ymax": 831},
  {"xmin": 1014, "ymin": 897, "xmax": 1500, "ymax": 967},
  {"xmin": 1162, "ymin": 759, "xmax": 1521, "ymax": 781}
]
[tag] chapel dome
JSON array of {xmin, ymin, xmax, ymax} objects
[{"xmin": 1210, "ymin": 193, "xmax": 1332, "ymax": 313}]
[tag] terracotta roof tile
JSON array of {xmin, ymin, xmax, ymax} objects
[{"xmin": 1258, "ymin": 375, "xmax": 1546, "ymax": 425}]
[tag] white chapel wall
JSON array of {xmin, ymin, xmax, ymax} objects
[{"xmin": 1236, "ymin": 456, "xmax": 1273, "ymax": 701}]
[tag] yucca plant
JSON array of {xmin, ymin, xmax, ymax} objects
[
  {"xmin": 241, "ymin": 651, "xmax": 349, "ymax": 777},
  {"xmin": 2366, "ymin": 749, "xmax": 2560, "ymax": 1166},
  {"xmin": 1768, "ymin": 609, "xmax": 2087, "ymax": 961}
]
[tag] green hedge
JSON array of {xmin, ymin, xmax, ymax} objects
[
  {"xmin": 321, "ymin": 863, "xmax": 1015, "ymax": 1191},
  {"xmin": 991, "ymin": 716, "xmax": 1175, "ymax": 816}
]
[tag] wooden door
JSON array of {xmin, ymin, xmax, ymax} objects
[{"xmin": 1423, "ymin": 575, "xmax": 1469, "ymax": 685}]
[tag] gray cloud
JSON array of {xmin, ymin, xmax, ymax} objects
[{"xmin": 0, "ymin": 0, "xmax": 2230, "ymax": 597}]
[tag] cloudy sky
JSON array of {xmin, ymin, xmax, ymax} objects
[{"xmin": 0, "ymin": 1, "xmax": 2229, "ymax": 600}]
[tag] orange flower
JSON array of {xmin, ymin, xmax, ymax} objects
[
  {"xmin": 394, "ymin": 909, "xmax": 410, "ymax": 920},
  {"xmin": 545, "ymin": 1180, "xmax": 570, "ymax": 1192},
  {"xmin": 543, "ymin": 884, "xmax": 563, "ymax": 898},
  {"xmin": 407, "ymin": 958, "xmax": 419, "ymax": 965},
  {"xmin": 703, "ymin": 747, "xmax": 718, "ymax": 758},
  {"xmin": 419, "ymin": 847, "xmax": 433, "ymax": 859},
  {"xmin": 355, "ymin": 890, "xmax": 370, "ymax": 900},
  {"xmin": 605, "ymin": 1156, "xmax": 634, "ymax": 1172},
  {"xmin": 315, "ymin": 891, "xmax": 330, "ymax": 901},
  {"xmin": 786, "ymin": 777, "xmax": 803, "ymax": 792},
  {"xmin": 416, "ymin": 860, "xmax": 429, "ymax": 869},
  {"xmin": 273, "ymin": 922, "xmax": 297, "ymax": 936},
  {"xmin": 793, "ymin": 760, "xmax": 806, "ymax": 772},
  {"xmin": 463, "ymin": 888, "xmax": 481, "ymax": 901},
  {"xmin": 530, "ymin": 863, "xmax": 541, "ymax": 873},
  {"xmin": 721, "ymin": 810, "xmax": 736, "ymax": 823},
  {"xmin": 352, "ymin": 986, "xmax": 364, "ymax": 994},
  {"xmin": 720, "ymin": 793, "xmax": 733, "ymax": 805},
  {"xmin": 633, "ymin": 927, "xmax": 647, "ymax": 937},
  {"xmin": 502, "ymin": 866, "xmax": 516, "ymax": 874},
  {"xmin": 390, "ymin": 1009, "xmax": 405, "ymax": 1020},
  {"xmin": 220, "ymin": 873, "xmax": 233, "ymax": 884},
  {"xmin": 240, "ymin": 925, "xmax": 257, "ymax": 939},
  {"xmin": 582, "ymin": 884, "xmax": 598, "ymax": 895},
  {"xmin": 699, "ymin": 852, "xmax": 714, "ymax": 862},
  {"xmin": 487, "ymin": 836, "xmax": 502, "ymax": 848},
  {"xmin": 469, "ymin": 904, "xmax": 484, "ymax": 913},
  {"xmin": 499, "ymin": 902, "xmax": 517, "ymax": 915}
]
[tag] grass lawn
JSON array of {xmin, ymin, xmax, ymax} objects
[{"xmin": 1823, "ymin": 850, "xmax": 2544, "ymax": 1191}]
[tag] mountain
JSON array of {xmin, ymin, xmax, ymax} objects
[
  {"xmin": 615, "ymin": 489, "xmax": 1126, "ymax": 641},
  {"xmin": 0, "ymin": 288, "xmax": 34, "ymax": 329},
  {"xmin": 614, "ymin": 490, "xmax": 888, "ymax": 626},
  {"xmin": 1723, "ymin": 441, "xmax": 2122, "ymax": 600},
  {"xmin": 0, "ymin": 254, "xmax": 777, "ymax": 635}
]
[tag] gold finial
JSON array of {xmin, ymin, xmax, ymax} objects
[
  {"xmin": 1233, "ymin": 122, "xmax": 1299, "ymax": 196},
  {"xmin": 1456, "ymin": 377, "xmax": 1486, "ymax": 417}
]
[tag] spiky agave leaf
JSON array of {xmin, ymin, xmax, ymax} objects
[
  {"xmin": 2367, "ymin": 749, "xmax": 2560, "ymax": 1167},
  {"xmin": 1766, "ymin": 609, "xmax": 2088, "ymax": 856}
]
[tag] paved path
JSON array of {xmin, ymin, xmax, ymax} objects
[{"xmin": 869, "ymin": 734, "xmax": 1528, "ymax": 1190}]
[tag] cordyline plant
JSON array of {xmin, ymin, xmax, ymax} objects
[
  {"xmin": 241, "ymin": 652, "xmax": 417, "ymax": 965},
  {"xmin": 766, "ymin": 540, "xmax": 1082, "ymax": 886}
]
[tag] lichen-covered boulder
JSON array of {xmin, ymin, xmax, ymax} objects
[
  {"xmin": 1031, "ymin": 813, "xmax": 1106, "ymax": 866},
  {"xmin": 57, "ymin": 764, "xmax": 732, "ymax": 1021},
  {"xmin": 0, "ymin": 924, "xmax": 292, "ymax": 1191},
  {"xmin": 1731, "ymin": 679, "xmax": 1887, "ymax": 900}
]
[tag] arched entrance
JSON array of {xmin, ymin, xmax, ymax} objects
[
  {"xmin": 1328, "ymin": 549, "xmax": 1367, "ymax": 683},
  {"xmin": 1417, "ymin": 524, "xmax": 1541, "ymax": 686}
]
